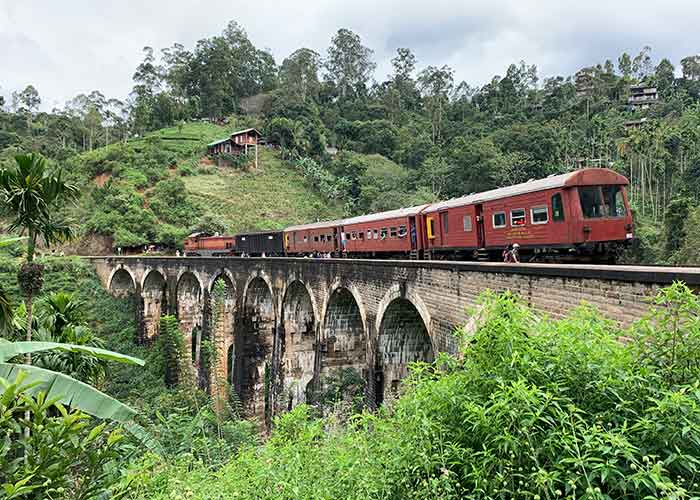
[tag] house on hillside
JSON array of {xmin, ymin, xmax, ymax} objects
[
  {"xmin": 207, "ymin": 128, "xmax": 262, "ymax": 168},
  {"xmin": 628, "ymin": 85, "xmax": 659, "ymax": 110}
]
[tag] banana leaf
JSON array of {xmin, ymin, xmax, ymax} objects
[
  {"xmin": 0, "ymin": 341, "xmax": 145, "ymax": 365},
  {"xmin": 0, "ymin": 362, "xmax": 136, "ymax": 421}
]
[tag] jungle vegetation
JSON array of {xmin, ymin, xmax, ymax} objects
[{"xmin": 2, "ymin": 22, "xmax": 700, "ymax": 262}]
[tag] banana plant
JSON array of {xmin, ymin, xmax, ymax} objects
[{"xmin": 0, "ymin": 340, "xmax": 144, "ymax": 422}]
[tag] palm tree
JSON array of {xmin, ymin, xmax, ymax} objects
[
  {"xmin": 0, "ymin": 153, "xmax": 78, "ymax": 363},
  {"xmin": 0, "ymin": 237, "xmax": 25, "ymax": 334}
]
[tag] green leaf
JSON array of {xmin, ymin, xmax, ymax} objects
[
  {"xmin": 0, "ymin": 341, "xmax": 145, "ymax": 366},
  {"xmin": 0, "ymin": 364, "xmax": 137, "ymax": 422}
]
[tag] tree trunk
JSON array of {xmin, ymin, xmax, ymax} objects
[{"xmin": 25, "ymin": 296, "xmax": 33, "ymax": 364}]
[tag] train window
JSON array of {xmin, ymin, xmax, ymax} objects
[
  {"xmin": 358, "ymin": 231, "xmax": 364, "ymax": 240},
  {"xmin": 314, "ymin": 236, "xmax": 319, "ymax": 242},
  {"xmin": 268, "ymin": 235, "xmax": 274, "ymax": 240},
  {"xmin": 390, "ymin": 227, "xmax": 398, "ymax": 238},
  {"xmin": 441, "ymin": 212, "xmax": 449, "ymax": 233},
  {"xmin": 398, "ymin": 225, "xmax": 407, "ymax": 237},
  {"xmin": 328, "ymin": 233, "xmax": 333, "ymax": 241},
  {"xmin": 510, "ymin": 209, "xmax": 526, "ymax": 226},
  {"xmin": 531, "ymin": 206, "xmax": 548, "ymax": 224},
  {"xmin": 463, "ymin": 216, "xmax": 472, "ymax": 232},
  {"xmin": 367, "ymin": 229, "xmax": 372, "ymax": 239},
  {"xmin": 241, "ymin": 237, "xmax": 246, "ymax": 241},
  {"xmin": 552, "ymin": 194, "xmax": 565, "ymax": 221},
  {"xmin": 493, "ymin": 212, "xmax": 506, "ymax": 228},
  {"xmin": 608, "ymin": 186, "xmax": 627, "ymax": 217},
  {"xmin": 303, "ymin": 236, "xmax": 308, "ymax": 243},
  {"xmin": 374, "ymin": 229, "xmax": 379, "ymax": 239},
  {"xmin": 351, "ymin": 231, "xmax": 357, "ymax": 240},
  {"xmin": 579, "ymin": 186, "xmax": 625, "ymax": 218},
  {"xmin": 427, "ymin": 218, "xmax": 436, "ymax": 239},
  {"xmin": 380, "ymin": 228, "xmax": 388, "ymax": 239}
]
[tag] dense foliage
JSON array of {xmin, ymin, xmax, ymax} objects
[
  {"xmin": 121, "ymin": 284, "xmax": 700, "ymax": 499},
  {"xmin": 4, "ymin": 23, "xmax": 700, "ymax": 261}
]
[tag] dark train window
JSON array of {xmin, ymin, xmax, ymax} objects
[
  {"xmin": 579, "ymin": 186, "xmax": 626, "ymax": 218},
  {"xmin": 380, "ymin": 228, "xmax": 388, "ymax": 239},
  {"xmin": 510, "ymin": 209, "xmax": 526, "ymax": 226},
  {"xmin": 314, "ymin": 236, "xmax": 319, "ymax": 242},
  {"xmin": 531, "ymin": 206, "xmax": 548, "ymax": 224},
  {"xmin": 358, "ymin": 231, "xmax": 364, "ymax": 240},
  {"xmin": 493, "ymin": 212, "xmax": 506, "ymax": 228},
  {"xmin": 351, "ymin": 231, "xmax": 357, "ymax": 240},
  {"xmin": 441, "ymin": 212, "xmax": 449, "ymax": 233},
  {"xmin": 390, "ymin": 227, "xmax": 398, "ymax": 238},
  {"xmin": 398, "ymin": 225, "xmax": 407, "ymax": 237},
  {"xmin": 552, "ymin": 194, "xmax": 564, "ymax": 221}
]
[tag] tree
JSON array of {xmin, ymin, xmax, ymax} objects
[
  {"xmin": 0, "ymin": 153, "xmax": 79, "ymax": 365},
  {"xmin": 325, "ymin": 28, "xmax": 376, "ymax": 99},
  {"xmin": 417, "ymin": 65, "xmax": 454, "ymax": 143},
  {"xmin": 681, "ymin": 55, "xmax": 700, "ymax": 81},
  {"xmin": 654, "ymin": 58, "xmax": 676, "ymax": 98},
  {"xmin": 280, "ymin": 48, "xmax": 322, "ymax": 102},
  {"xmin": 618, "ymin": 52, "xmax": 633, "ymax": 79},
  {"xmin": 12, "ymin": 84, "xmax": 41, "ymax": 113},
  {"xmin": 632, "ymin": 45, "xmax": 653, "ymax": 81}
]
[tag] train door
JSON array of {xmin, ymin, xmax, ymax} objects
[
  {"xmin": 409, "ymin": 217, "xmax": 418, "ymax": 250},
  {"xmin": 438, "ymin": 210, "xmax": 448, "ymax": 246},
  {"xmin": 333, "ymin": 228, "xmax": 339, "ymax": 253},
  {"xmin": 475, "ymin": 204, "xmax": 485, "ymax": 248}
]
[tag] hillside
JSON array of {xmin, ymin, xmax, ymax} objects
[{"xmin": 62, "ymin": 121, "xmax": 344, "ymax": 253}]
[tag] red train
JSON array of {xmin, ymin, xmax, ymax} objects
[{"xmin": 185, "ymin": 168, "xmax": 635, "ymax": 262}]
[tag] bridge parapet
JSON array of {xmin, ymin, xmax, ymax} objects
[{"xmin": 88, "ymin": 256, "xmax": 700, "ymax": 419}]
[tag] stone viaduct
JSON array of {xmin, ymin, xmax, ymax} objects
[{"xmin": 90, "ymin": 256, "xmax": 700, "ymax": 421}]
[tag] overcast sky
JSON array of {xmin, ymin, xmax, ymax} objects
[{"xmin": 1, "ymin": 0, "xmax": 699, "ymax": 110}]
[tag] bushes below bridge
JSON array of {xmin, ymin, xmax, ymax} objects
[{"xmin": 120, "ymin": 283, "xmax": 700, "ymax": 499}]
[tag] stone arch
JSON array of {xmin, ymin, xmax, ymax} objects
[
  {"xmin": 322, "ymin": 279, "xmax": 368, "ymax": 335},
  {"xmin": 374, "ymin": 284, "xmax": 433, "ymax": 349},
  {"xmin": 207, "ymin": 269, "xmax": 236, "ymax": 298},
  {"xmin": 177, "ymin": 272, "xmax": 204, "ymax": 369},
  {"xmin": 242, "ymin": 270, "xmax": 276, "ymax": 313},
  {"xmin": 141, "ymin": 269, "xmax": 168, "ymax": 341},
  {"xmin": 320, "ymin": 284, "xmax": 368, "ymax": 391},
  {"xmin": 375, "ymin": 295, "xmax": 434, "ymax": 406},
  {"xmin": 108, "ymin": 266, "xmax": 136, "ymax": 297},
  {"xmin": 279, "ymin": 280, "xmax": 317, "ymax": 410},
  {"xmin": 235, "ymin": 276, "xmax": 276, "ymax": 419}
]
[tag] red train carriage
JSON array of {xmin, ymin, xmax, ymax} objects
[
  {"xmin": 423, "ymin": 168, "xmax": 633, "ymax": 262},
  {"xmin": 184, "ymin": 233, "xmax": 235, "ymax": 257},
  {"xmin": 339, "ymin": 205, "xmax": 430, "ymax": 258},
  {"xmin": 284, "ymin": 220, "xmax": 343, "ymax": 255}
]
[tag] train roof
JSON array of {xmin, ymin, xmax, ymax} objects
[
  {"xmin": 236, "ymin": 229, "xmax": 283, "ymax": 236},
  {"xmin": 285, "ymin": 205, "xmax": 430, "ymax": 232},
  {"xmin": 285, "ymin": 219, "xmax": 347, "ymax": 232},
  {"xmin": 424, "ymin": 168, "xmax": 628, "ymax": 213},
  {"xmin": 341, "ymin": 204, "xmax": 431, "ymax": 226}
]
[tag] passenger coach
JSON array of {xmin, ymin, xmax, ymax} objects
[{"xmin": 423, "ymin": 168, "xmax": 633, "ymax": 261}]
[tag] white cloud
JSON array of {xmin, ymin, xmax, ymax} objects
[{"xmin": 1, "ymin": 0, "xmax": 699, "ymax": 109}]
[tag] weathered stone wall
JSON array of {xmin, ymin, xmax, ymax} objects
[{"xmin": 92, "ymin": 257, "xmax": 700, "ymax": 419}]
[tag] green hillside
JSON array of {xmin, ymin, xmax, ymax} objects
[{"xmin": 63, "ymin": 121, "xmax": 344, "ymax": 252}]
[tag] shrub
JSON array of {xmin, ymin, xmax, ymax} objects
[
  {"xmin": 123, "ymin": 284, "xmax": 700, "ymax": 499},
  {"xmin": 0, "ymin": 374, "xmax": 126, "ymax": 499}
]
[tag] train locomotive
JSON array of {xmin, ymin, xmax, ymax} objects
[{"xmin": 184, "ymin": 168, "xmax": 635, "ymax": 263}]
